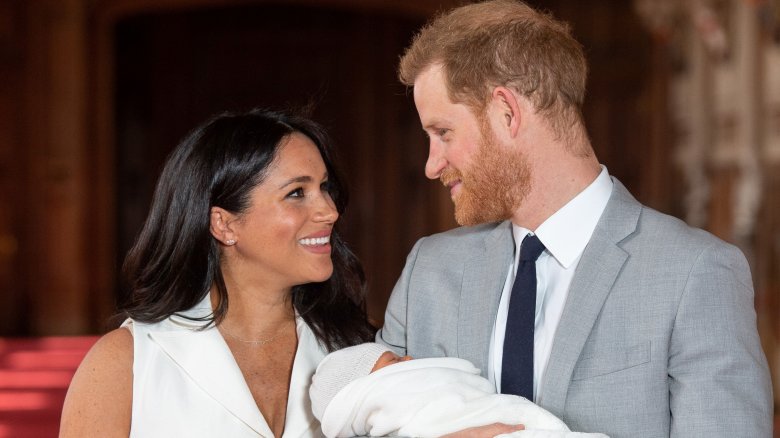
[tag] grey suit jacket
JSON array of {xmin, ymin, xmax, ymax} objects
[{"xmin": 377, "ymin": 179, "xmax": 773, "ymax": 437}]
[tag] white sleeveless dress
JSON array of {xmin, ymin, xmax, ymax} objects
[{"xmin": 123, "ymin": 295, "xmax": 327, "ymax": 437}]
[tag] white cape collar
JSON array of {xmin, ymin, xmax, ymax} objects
[{"xmin": 148, "ymin": 294, "xmax": 325, "ymax": 437}]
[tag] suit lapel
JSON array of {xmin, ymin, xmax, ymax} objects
[
  {"xmin": 537, "ymin": 180, "xmax": 640, "ymax": 414},
  {"xmin": 458, "ymin": 221, "xmax": 514, "ymax": 375}
]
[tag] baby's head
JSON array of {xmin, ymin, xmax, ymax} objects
[
  {"xmin": 372, "ymin": 350, "xmax": 413, "ymax": 372},
  {"xmin": 309, "ymin": 343, "xmax": 412, "ymax": 420}
]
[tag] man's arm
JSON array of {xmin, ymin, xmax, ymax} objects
[
  {"xmin": 376, "ymin": 238, "xmax": 426, "ymax": 355},
  {"xmin": 376, "ymin": 237, "xmax": 526, "ymax": 438},
  {"xmin": 668, "ymin": 242, "xmax": 773, "ymax": 437}
]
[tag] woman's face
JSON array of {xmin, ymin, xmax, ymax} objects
[{"xmin": 225, "ymin": 133, "xmax": 338, "ymax": 290}]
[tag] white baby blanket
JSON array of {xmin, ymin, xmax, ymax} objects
[{"xmin": 318, "ymin": 357, "xmax": 608, "ymax": 438}]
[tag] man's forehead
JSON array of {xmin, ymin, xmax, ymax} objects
[{"xmin": 413, "ymin": 64, "xmax": 446, "ymax": 91}]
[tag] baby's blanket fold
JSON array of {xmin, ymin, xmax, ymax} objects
[{"xmin": 319, "ymin": 357, "xmax": 608, "ymax": 438}]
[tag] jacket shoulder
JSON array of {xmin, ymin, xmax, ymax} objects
[
  {"xmin": 416, "ymin": 221, "xmax": 508, "ymax": 254},
  {"xmin": 634, "ymin": 206, "xmax": 739, "ymax": 254}
]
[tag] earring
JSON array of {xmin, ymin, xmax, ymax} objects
[{"xmin": 225, "ymin": 239, "xmax": 236, "ymax": 245}]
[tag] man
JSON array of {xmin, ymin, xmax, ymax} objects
[{"xmin": 376, "ymin": 1, "xmax": 773, "ymax": 436}]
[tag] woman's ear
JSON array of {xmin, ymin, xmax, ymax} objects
[
  {"xmin": 210, "ymin": 207, "xmax": 238, "ymax": 246},
  {"xmin": 489, "ymin": 86, "xmax": 523, "ymax": 138}
]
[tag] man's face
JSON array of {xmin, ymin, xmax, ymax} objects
[{"xmin": 413, "ymin": 65, "xmax": 530, "ymax": 226}]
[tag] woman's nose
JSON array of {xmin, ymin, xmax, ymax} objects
[{"xmin": 314, "ymin": 193, "xmax": 338, "ymax": 223}]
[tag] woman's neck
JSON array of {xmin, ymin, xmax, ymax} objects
[{"xmin": 211, "ymin": 278, "xmax": 296, "ymax": 336}]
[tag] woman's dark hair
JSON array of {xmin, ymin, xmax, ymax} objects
[{"xmin": 121, "ymin": 108, "xmax": 375, "ymax": 351}]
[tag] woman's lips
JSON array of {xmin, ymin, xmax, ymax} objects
[{"xmin": 298, "ymin": 234, "xmax": 332, "ymax": 254}]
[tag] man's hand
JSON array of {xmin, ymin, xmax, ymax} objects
[{"xmin": 440, "ymin": 423, "xmax": 525, "ymax": 438}]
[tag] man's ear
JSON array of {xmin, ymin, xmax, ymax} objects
[
  {"xmin": 489, "ymin": 86, "xmax": 523, "ymax": 138},
  {"xmin": 210, "ymin": 207, "xmax": 238, "ymax": 246}
]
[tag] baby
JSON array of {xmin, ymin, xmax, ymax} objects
[{"xmin": 310, "ymin": 343, "xmax": 609, "ymax": 438}]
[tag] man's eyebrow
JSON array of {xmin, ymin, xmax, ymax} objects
[{"xmin": 422, "ymin": 119, "xmax": 451, "ymax": 131}]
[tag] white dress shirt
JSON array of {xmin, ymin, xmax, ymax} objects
[{"xmin": 488, "ymin": 166, "xmax": 613, "ymax": 401}]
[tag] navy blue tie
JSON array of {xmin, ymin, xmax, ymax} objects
[{"xmin": 501, "ymin": 234, "xmax": 545, "ymax": 400}]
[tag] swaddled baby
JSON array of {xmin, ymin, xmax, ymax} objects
[{"xmin": 310, "ymin": 343, "xmax": 609, "ymax": 438}]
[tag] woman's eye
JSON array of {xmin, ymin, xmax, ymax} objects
[
  {"xmin": 287, "ymin": 188, "xmax": 304, "ymax": 198},
  {"xmin": 321, "ymin": 180, "xmax": 332, "ymax": 193}
]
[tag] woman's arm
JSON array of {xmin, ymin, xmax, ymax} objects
[{"xmin": 59, "ymin": 328, "xmax": 134, "ymax": 437}]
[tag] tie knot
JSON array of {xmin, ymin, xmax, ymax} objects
[{"xmin": 519, "ymin": 234, "xmax": 545, "ymax": 262}]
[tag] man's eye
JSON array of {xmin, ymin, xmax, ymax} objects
[
  {"xmin": 437, "ymin": 129, "xmax": 450, "ymax": 138},
  {"xmin": 287, "ymin": 188, "xmax": 304, "ymax": 198}
]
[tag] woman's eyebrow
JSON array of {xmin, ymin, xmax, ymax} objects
[
  {"xmin": 278, "ymin": 175, "xmax": 312, "ymax": 189},
  {"xmin": 278, "ymin": 171, "xmax": 328, "ymax": 189}
]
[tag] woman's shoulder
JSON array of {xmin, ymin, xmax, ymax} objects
[
  {"xmin": 68, "ymin": 327, "xmax": 134, "ymax": 395},
  {"xmin": 93, "ymin": 326, "xmax": 134, "ymax": 359},
  {"xmin": 60, "ymin": 327, "xmax": 134, "ymax": 437}
]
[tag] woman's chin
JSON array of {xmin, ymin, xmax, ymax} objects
[{"xmin": 304, "ymin": 265, "xmax": 334, "ymax": 284}]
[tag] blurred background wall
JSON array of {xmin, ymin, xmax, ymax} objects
[{"xmin": 0, "ymin": 0, "xmax": 777, "ymax": 417}]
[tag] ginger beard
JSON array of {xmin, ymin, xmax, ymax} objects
[{"xmin": 441, "ymin": 121, "xmax": 531, "ymax": 226}]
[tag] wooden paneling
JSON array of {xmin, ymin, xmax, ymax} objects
[
  {"xmin": 0, "ymin": 0, "xmax": 24, "ymax": 335},
  {"xmin": 22, "ymin": 0, "xmax": 91, "ymax": 335},
  {"xmin": 755, "ymin": 164, "xmax": 780, "ymax": 411}
]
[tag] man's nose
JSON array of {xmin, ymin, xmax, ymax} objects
[{"xmin": 424, "ymin": 142, "xmax": 446, "ymax": 180}]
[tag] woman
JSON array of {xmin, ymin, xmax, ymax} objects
[{"xmin": 60, "ymin": 109, "xmax": 376, "ymax": 437}]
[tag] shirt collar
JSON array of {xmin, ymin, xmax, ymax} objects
[{"xmin": 512, "ymin": 165, "xmax": 613, "ymax": 268}]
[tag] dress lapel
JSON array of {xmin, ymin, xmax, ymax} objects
[
  {"xmin": 149, "ymin": 299, "xmax": 327, "ymax": 438},
  {"xmin": 148, "ymin": 322, "xmax": 274, "ymax": 437},
  {"xmin": 458, "ymin": 221, "xmax": 514, "ymax": 375},
  {"xmin": 537, "ymin": 180, "xmax": 640, "ymax": 414},
  {"xmin": 282, "ymin": 319, "xmax": 327, "ymax": 437}
]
